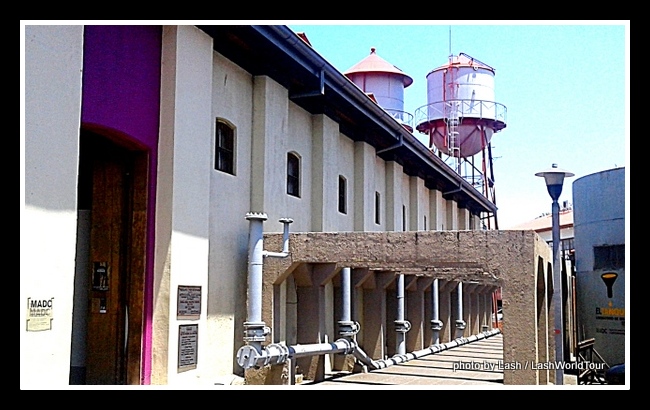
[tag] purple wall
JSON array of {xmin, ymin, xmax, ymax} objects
[{"xmin": 81, "ymin": 25, "xmax": 161, "ymax": 385}]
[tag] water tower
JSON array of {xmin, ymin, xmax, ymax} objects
[
  {"xmin": 344, "ymin": 47, "xmax": 414, "ymax": 131},
  {"xmin": 415, "ymin": 53, "xmax": 507, "ymax": 228}
]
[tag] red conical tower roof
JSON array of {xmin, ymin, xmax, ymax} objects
[{"xmin": 344, "ymin": 47, "xmax": 413, "ymax": 87}]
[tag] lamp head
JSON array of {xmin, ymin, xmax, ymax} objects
[{"xmin": 535, "ymin": 164, "xmax": 575, "ymax": 201}]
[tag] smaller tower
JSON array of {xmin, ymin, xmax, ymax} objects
[{"xmin": 344, "ymin": 48, "xmax": 414, "ymax": 131}]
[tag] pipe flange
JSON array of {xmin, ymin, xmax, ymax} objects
[
  {"xmin": 264, "ymin": 343, "xmax": 290, "ymax": 365},
  {"xmin": 243, "ymin": 321, "xmax": 270, "ymax": 342},
  {"xmin": 455, "ymin": 319, "xmax": 466, "ymax": 330},
  {"xmin": 236, "ymin": 345, "xmax": 262, "ymax": 369},
  {"xmin": 333, "ymin": 338, "xmax": 355, "ymax": 355},
  {"xmin": 278, "ymin": 217, "xmax": 294, "ymax": 224},
  {"xmin": 394, "ymin": 320, "xmax": 411, "ymax": 333},
  {"xmin": 338, "ymin": 320, "xmax": 360, "ymax": 337},
  {"xmin": 245, "ymin": 212, "xmax": 268, "ymax": 221},
  {"xmin": 430, "ymin": 319, "xmax": 443, "ymax": 331}
]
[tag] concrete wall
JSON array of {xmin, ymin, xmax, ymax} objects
[
  {"xmin": 154, "ymin": 25, "xmax": 213, "ymax": 385},
  {"xmin": 261, "ymin": 230, "xmax": 553, "ymax": 385},
  {"xmin": 23, "ymin": 25, "xmax": 84, "ymax": 389}
]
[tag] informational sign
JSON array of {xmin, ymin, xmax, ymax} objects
[
  {"xmin": 26, "ymin": 297, "xmax": 53, "ymax": 331},
  {"xmin": 178, "ymin": 324, "xmax": 198, "ymax": 372},
  {"xmin": 177, "ymin": 285, "xmax": 201, "ymax": 320}
]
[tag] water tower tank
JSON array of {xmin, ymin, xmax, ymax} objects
[
  {"xmin": 344, "ymin": 48, "xmax": 414, "ymax": 130},
  {"xmin": 415, "ymin": 53, "xmax": 506, "ymax": 158}
]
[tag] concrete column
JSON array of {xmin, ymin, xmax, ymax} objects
[
  {"xmin": 354, "ymin": 141, "xmax": 378, "ymax": 232},
  {"xmin": 445, "ymin": 198, "xmax": 459, "ymax": 230},
  {"xmin": 362, "ymin": 272, "xmax": 393, "ymax": 359},
  {"xmin": 429, "ymin": 189, "xmax": 445, "ymax": 230},
  {"xmin": 385, "ymin": 161, "xmax": 403, "ymax": 232},
  {"xmin": 409, "ymin": 176, "xmax": 428, "ymax": 231},
  {"xmin": 310, "ymin": 114, "xmax": 339, "ymax": 232},
  {"xmin": 439, "ymin": 280, "xmax": 454, "ymax": 343},
  {"xmin": 405, "ymin": 276, "xmax": 425, "ymax": 352}
]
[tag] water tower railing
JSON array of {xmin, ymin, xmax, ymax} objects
[
  {"xmin": 384, "ymin": 108, "xmax": 414, "ymax": 129},
  {"xmin": 414, "ymin": 99, "xmax": 507, "ymax": 127}
]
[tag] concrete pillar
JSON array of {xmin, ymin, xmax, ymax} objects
[
  {"xmin": 429, "ymin": 189, "xmax": 445, "ymax": 230},
  {"xmin": 362, "ymin": 272, "xmax": 393, "ymax": 359},
  {"xmin": 439, "ymin": 280, "xmax": 454, "ymax": 343},
  {"xmin": 385, "ymin": 161, "xmax": 403, "ymax": 232},
  {"xmin": 310, "ymin": 114, "xmax": 340, "ymax": 232},
  {"xmin": 354, "ymin": 141, "xmax": 378, "ymax": 232},
  {"xmin": 405, "ymin": 276, "xmax": 425, "ymax": 352}
]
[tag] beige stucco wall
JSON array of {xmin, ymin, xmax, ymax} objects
[
  {"xmin": 260, "ymin": 229, "xmax": 553, "ymax": 385},
  {"xmin": 154, "ymin": 25, "xmax": 213, "ymax": 385},
  {"xmin": 22, "ymin": 24, "xmax": 85, "ymax": 389}
]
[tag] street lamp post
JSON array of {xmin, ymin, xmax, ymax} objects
[{"xmin": 535, "ymin": 163, "xmax": 574, "ymax": 385}]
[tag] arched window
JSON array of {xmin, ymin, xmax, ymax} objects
[
  {"xmin": 215, "ymin": 120, "xmax": 235, "ymax": 175},
  {"xmin": 287, "ymin": 152, "xmax": 300, "ymax": 197}
]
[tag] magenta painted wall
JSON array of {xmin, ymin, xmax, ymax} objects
[{"xmin": 81, "ymin": 25, "xmax": 161, "ymax": 385}]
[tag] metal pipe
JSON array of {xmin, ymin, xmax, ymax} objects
[
  {"xmin": 242, "ymin": 212, "xmax": 270, "ymax": 354},
  {"xmin": 238, "ymin": 339, "xmax": 358, "ymax": 370},
  {"xmin": 262, "ymin": 217, "xmax": 293, "ymax": 258},
  {"xmin": 338, "ymin": 267, "xmax": 360, "ymax": 337},
  {"xmin": 430, "ymin": 279, "xmax": 443, "ymax": 345},
  {"xmin": 455, "ymin": 282, "xmax": 467, "ymax": 339},
  {"xmin": 371, "ymin": 329, "xmax": 501, "ymax": 369},
  {"xmin": 394, "ymin": 274, "xmax": 411, "ymax": 355},
  {"xmin": 238, "ymin": 213, "xmax": 293, "ymax": 368}
]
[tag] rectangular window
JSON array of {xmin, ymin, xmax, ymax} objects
[
  {"xmin": 424, "ymin": 215, "xmax": 427, "ymax": 231},
  {"xmin": 338, "ymin": 176, "xmax": 347, "ymax": 214},
  {"xmin": 375, "ymin": 192, "xmax": 381, "ymax": 225},
  {"xmin": 402, "ymin": 205, "xmax": 407, "ymax": 231},
  {"xmin": 287, "ymin": 153, "xmax": 300, "ymax": 197},
  {"xmin": 215, "ymin": 121, "xmax": 234, "ymax": 175},
  {"xmin": 593, "ymin": 245, "xmax": 625, "ymax": 270}
]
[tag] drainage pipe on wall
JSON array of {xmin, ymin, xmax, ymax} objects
[
  {"xmin": 430, "ymin": 279, "xmax": 443, "ymax": 345},
  {"xmin": 455, "ymin": 281, "xmax": 467, "ymax": 339},
  {"xmin": 394, "ymin": 273, "xmax": 411, "ymax": 355}
]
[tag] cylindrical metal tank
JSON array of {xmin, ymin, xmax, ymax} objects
[
  {"xmin": 573, "ymin": 167, "xmax": 625, "ymax": 366},
  {"xmin": 415, "ymin": 53, "xmax": 506, "ymax": 157},
  {"xmin": 344, "ymin": 48, "xmax": 414, "ymax": 129}
]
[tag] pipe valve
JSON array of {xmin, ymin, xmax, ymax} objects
[
  {"xmin": 430, "ymin": 319, "xmax": 443, "ymax": 331},
  {"xmin": 394, "ymin": 319, "xmax": 412, "ymax": 333},
  {"xmin": 243, "ymin": 321, "xmax": 270, "ymax": 342},
  {"xmin": 338, "ymin": 320, "xmax": 360, "ymax": 337}
]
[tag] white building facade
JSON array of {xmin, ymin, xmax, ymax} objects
[{"xmin": 23, "ymin": 25, "xmax": 510, "ymax": 388}]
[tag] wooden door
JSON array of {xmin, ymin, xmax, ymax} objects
[{"xmin": 83, "ymin": 133, "xmax": 147, "ymax": 385}]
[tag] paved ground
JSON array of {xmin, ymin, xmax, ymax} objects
[{"xmin": 300, "ymin": 334, "xmax": 577, "ymax": 388}]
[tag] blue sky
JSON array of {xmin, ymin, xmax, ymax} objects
[{"xmin": 287, "ymin": 21, "xmax": 629, "ymax": 229}]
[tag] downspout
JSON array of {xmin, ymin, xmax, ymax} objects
[
  {"xmin": 394, "ymin": 273, "xmax": 411, "ymax": 355},
  {"xmin": 455, "ymin": 281, "xmax": 467, "ymax": 339},
  {"xmin": 430, "ymin": 279, "xmax": 443, "ymax": 345}
]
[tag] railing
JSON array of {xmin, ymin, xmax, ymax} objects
[
  {"xmin": 384, "ymin": 108, "xmax": 414, "ymax": 129},
  {"xmin": 414, "ymin": 99, "xmax": 507, "ymax": 130}
]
